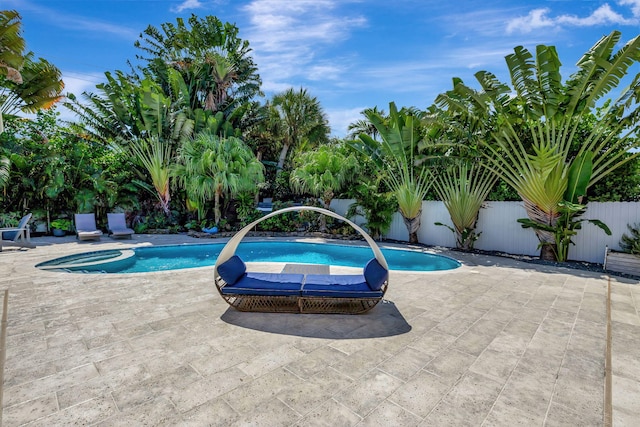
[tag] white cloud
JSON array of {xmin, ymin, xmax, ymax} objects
[
  {"xmin": 557, "ymin": 4, "xmax": 633, "ymax": 26},
  {"xmin": 306, "ymin": 64, "xmax": 347, "ymax": 81},
  {"xmin": 443, "ymin": 8, "xmax": 523, "ymax": 38},
  {"xmin": 4, "ymin": 0, "xmax": 138, "ymax": 40},
  {"xmin": 241, "ymin": 0, "xmax": 366, "ymax": 92},
  {"xmin": 62, "ymin": 71, "xmax": 105, "ymax": 98},
  {"xmin": 506, "ymin": 4, "xmax": 638, "ymax": 34},
  {"xmin": 55, "ymin": 71, "xmax": 106, "ymax": 123},
  {"xmin": 326, "ymin": 107, "xmax": 366, "ymax": 138},
  {"xmin": 506, "ymin": 8, "xmax": 555, "ymax": 34},
  {"xmin": 171, "ymin": 0, "xmax": 205, "ymax": 13},
  {"xmin": 618, "ymin": 0, "xmax": 640, "ymax": 17}
]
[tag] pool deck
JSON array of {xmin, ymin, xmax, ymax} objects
[{"xmin": 0, "ymin": 234, "xmax": 638, "ymax": 426}]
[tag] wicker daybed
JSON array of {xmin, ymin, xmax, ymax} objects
[{"xmin": 213, "ymin": 206, "xmax": 389, "ymax": 314}]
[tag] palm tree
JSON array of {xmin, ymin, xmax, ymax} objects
[
  {"xmin": 0, "ymin": 10, "xmax": 24, "ymax": 86},
  {"xmin": 1, "ymin": 52, "xmax": 64, "ymax": 131},
  {"xmin": 0, "ymin": 9, "xmax": 23, "ymax": 188},
  {"xmin": 271, "ymin": 88, "xmax": 330, "ymax": 172},
  {"xmin": 290, "ymin": 145, "xmax": 359, "ymax": 231},
  {"xmin": 243, "ymin": 100, "xmax": 281, "ymax": 164},
  {"xmin": 129, "ymin": 136, "xmax": 173, "ymax": 215},
  {"xmin": 135, "ymin": 15, "xmax": 262, "ymax": 116},
  {"xmin": 347, "ymin": 107, "xmax": 386, "ymax": 140},
  {"xmin": 438, "ymin": 31, "xmax": 640, "ymax": 260},
  {"xmin": 1, "ymin": 11, "xmax": 64, "ymax": 134},
  {"xmin": 202, "ymin": 52, "xmax": 237, "ymax": 112},
  {"xmin": 175, "ymin": 132, "xmax": 264, "ymax": 224},
  {"xmin": 352, "ymin": 102, "xmax": 431, "ymax": 244},
  {"xmin": 1, "ymin": 10, "xmax": 64, "ymax": 198},
  {"xmin": 67, "ymin": 70, "xmax": 193, "ymax": 144}
]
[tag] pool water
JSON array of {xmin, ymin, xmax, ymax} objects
[{"xmin": 36, "ymin": 241, "xmax": 461, "ymax": 274}]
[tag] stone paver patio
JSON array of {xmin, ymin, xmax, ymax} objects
[{"xmin": 0, "ymin": 234, "xmax": 638, "ymax": 426}]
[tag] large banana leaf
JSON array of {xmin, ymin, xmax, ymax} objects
[{"xmin": 565, "ymin": 151, "xmax": 593, "ymax": 203}]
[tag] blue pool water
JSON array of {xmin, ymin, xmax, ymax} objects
[{"xmin": 36, "ymin": 241, "xmax": 461, "ymax": 274}]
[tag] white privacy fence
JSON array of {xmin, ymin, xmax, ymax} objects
[{"xmin": 330, "ymin": 199, "xmax": 640, "ymax": 264}]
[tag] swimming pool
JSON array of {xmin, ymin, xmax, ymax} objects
[{"xmin": 36, "ymin": 241, "xmax": 461, "ymax": 273}]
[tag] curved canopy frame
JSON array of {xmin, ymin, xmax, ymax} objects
[
  {"xmin": 214, "ymin": 206, "xmax": 389, "ymax": 275},
  {"xmin": 212, "ymin": 206, "xmax": 390, "ymax": 314}
]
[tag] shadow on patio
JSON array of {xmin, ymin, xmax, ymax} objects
[{"xmin": 220, "ymin": 299, "xmax": 412, "ymax": 339}]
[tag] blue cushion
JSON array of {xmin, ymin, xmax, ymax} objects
[
  {"xmin": 217, "ymin": 255, "xmax": 247, "ymax": 285},
  {"xmin": 363, "ymin": 258, "xmax": 388, "ymax": 291},
  {"xmin": 302, "ymin": 274, "xmax": 383, "ymax": 298},
  {"xmin": 2, "ymin": 230, "xmax": 17, "ymax": 241},
  {"xmin": 221, "ymin": 272, "xmax": 304, "ymax": 296}
]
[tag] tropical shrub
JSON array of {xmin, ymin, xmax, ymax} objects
[
  {"xmin": 346, "ymin": 170, "xmax": 397, "ymax": 241},
  {"xmin": 174, "ymin": 132, "xmax": 264, "ymax": 224},
  {"xmin": 620, "ymin": 223, "xmax": 640, "ymax": 255},
  {"xmin": 0, "ymin": 110, "xmax": 135, "ymax": 218},
  {"xmin": 255, "ymin": 202, "xmax": 300, "ymax": 232},
  {"xmin": 0, "ymin": 211, "xmax": 21, "ymax": 228},
  {"xmin": 130, "ymin": 136, "xmax": 173, "ymax": 216},
  {"xmin": 235, "ymin": 191, "xmax": 262, "ymax": 227},
  {"xmin": 50, "ymin": 218, "xmax": 72, "ymax": 231},
  {"xmin": 290, "ymin": 145, "xmax": 359, "ymax": 231}
]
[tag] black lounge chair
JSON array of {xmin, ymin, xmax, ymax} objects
[{"xmin": 214, "ymin": 206, "xmax": 389, "ymax": 314}]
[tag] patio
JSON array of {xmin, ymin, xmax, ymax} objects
[{"xmin": 0, "ymin": 234, "xmax": 638, "ymax": 426}]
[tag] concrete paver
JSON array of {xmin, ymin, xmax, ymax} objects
[{"xmin": 0, "ymin": 234, "xmax": 638, "ymax": 426}]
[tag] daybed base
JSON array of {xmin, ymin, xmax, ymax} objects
[
  {"xmin": 298, "ymin": 295, "xmax": 384, "ymax": 314},
  {"xmin": 222, "ymin": 295, "xmax": 301, "ymax": 313}
]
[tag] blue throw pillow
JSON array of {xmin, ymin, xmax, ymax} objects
[
  {"xmin": 217, "ymin": 255, "xmax": 246, "ymax": 285},
  {"xmin": 363, "ymin": 258, "xmax": 388, "ymax": 291}
]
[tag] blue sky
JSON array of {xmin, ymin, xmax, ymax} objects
[{"xmin": 6, "ymin": 0, "xmax": 640, "ymax": 137}]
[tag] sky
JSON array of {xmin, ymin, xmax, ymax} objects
[{"xmin": 5, "ymin": 0, "xmax": 640, "ymax": 137}]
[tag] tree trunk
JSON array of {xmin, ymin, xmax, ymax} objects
[
  {"xmin": 214, "ymin": 191, "xmax": 221, "ymax": 224},
  {"xmin": 458, "ymin": 231, "xmax": 473, "ymax": 251},
  {"xmin": 317, "ymin": 196, "xmax": 333, "ymax": 232},
  {"xmin": 204, "ymin": 91, "xmax": 216, "ymax": 112},
  {"xmin": 158, "ymin": 192, "xmax": 170, "ymax": 216},
  {"xmin": 276, "ymin": 143, "xmax": 290, "ymax": 174},
  {"xmin": 402, "ymin": 211, "xmax": 421, "ymax": 244},
  {"xmin": 522, "ymin": 198, "xmax": 559, "ymax": 262},
  {"xmin": 255, "ymin": 150, "xmax": 264, "ymax": 205},
  {"xmin": 540, "ymin": 244, "xmax": 558, "ymax": 261},
  {"xmin": 319, "ymin": 214, "xmax": 327, "ymax": 232}
]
